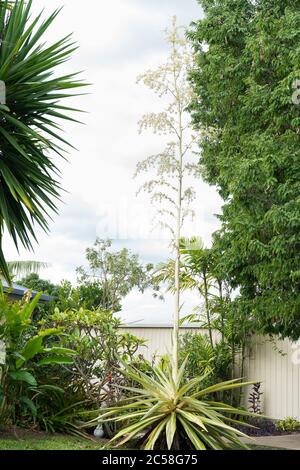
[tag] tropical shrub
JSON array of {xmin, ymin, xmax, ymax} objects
[
  {"xmin": 93, "ymin": 359, "xmax": 253, "ymax": 450},
  {"xmin": 180, "ymin": 333, "xmax": 232, "ymax": 397},
  {"xmin": 155, "ymin": 237, "xmax": 255, "ymax": 396},
  {"xmin": 0, "ymin": 288, "xmax": 75, "ymax": 426},
  {"xmin": 248, "ymin": 382, "xmax": 263, "ymax": 415},
  {"xmin": 276, "ymin": 417, "xmax": 300, "ymax": 433},
  {"xmin": 33, "ymin": 308, "xmax": 146, "ymax": 435}
]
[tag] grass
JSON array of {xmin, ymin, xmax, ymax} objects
[
  {"xmin": 0, "ymin": 434, "xmax": 108, "ymax": 451},
  {"xmin": 0, "ymin": 437, "xmax": 284, "ymax": 451},
  {"xmin": 0, "ymin": 428, "xmax": 285, "ymax": 451}
]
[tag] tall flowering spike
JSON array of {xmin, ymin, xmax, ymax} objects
[{"xmin": 135, "ymin": 18, "xmax": 201, "ymax": 371}]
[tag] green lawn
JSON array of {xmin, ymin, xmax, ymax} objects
[
  {"xmin": 0, "ymin": 438, "xmax": 283, "ymax": 451},
  {"xmin": 0, "ymin": 435, "xmax": 108, "ymax": 451},
  {"xmin": 0, "ymin": 430, "xmax": 284, "ymax": 451}
]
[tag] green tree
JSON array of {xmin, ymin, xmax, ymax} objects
[
  {"xmin": 155, "ymin": 237, "xmax": 216, "ymax": 348},
  {"xmin": 54, "ymin": 279, "xmax": 106, "ymax": 312},
  {"xmin": 189, "ymin": 0, "xmax": 300, "ymax": 340},
  {"xmin": 20, "ymin": 275, "xmax": 106, "ymax": 313},
  {"xmin": 19, "ymin": 273, "xmax": 56, "ymax": 295},
  {"xmin": 77, "ymin": 239, "xmax": 153, "ymax": 312},
  {"xmin": 0, "ymin": 0, "xmax": 86, "ymax": 282}
]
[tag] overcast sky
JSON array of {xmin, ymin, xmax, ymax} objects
[{"xmin": 4, "ymin": 0, "xmax": 222, "ymax": 324}]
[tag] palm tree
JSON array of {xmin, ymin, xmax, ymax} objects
[
  {"xmin": 154, "ymin": 237, "xmax": 216, "ymax": 348},
  {"xmin": 0, "ymin": 0, "xmax": 86, "ymax": 282},
  {"xmin": 6, "ymin": 260, "xmax": 49, "ymax": 279}
]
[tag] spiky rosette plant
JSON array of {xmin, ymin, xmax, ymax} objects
[
  {"xmin": 93, "ymin": 359, "xmax": 254, "ymax": 450},
  {"xmin": 0, "ymin": 0, "xmax": 86, "ymax": 281}
]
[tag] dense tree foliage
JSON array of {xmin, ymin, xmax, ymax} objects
[
  {"xmin": 20, "ymin": 273, "xmax": 57, "ymax": 296},
  {"xmin": 189, "ymin": 0, "xmax": 300, "ymax": 339}
]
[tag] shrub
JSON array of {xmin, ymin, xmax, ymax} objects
[
  {"xmin": 248, "ymin": 382, "xmax": 263, "ymax": 414},
  {"xmin": 92, "ymin": 358, "xmax": 254, "ymax": 450},
  {"xmin": 276, "ymin": 417, "xmax": 300, "ymax": 433},
  {"xmin": 33, "ymin": 308, "xmax": 146, "ymax": 434},
  {"xmin": 47, "ymin": 308, "xmax": 145, "ymax": 406},
  {"xmin": 179, "ymin": 333, "xmax": 232, "ymax": 399},
  {"xmin": 0, "ymin": 288, "xmax": 75, "ymax": 427}
]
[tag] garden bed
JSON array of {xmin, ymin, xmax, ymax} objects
[{"xmin": 237, "ymin": 418, "xmax": 300, "ymax": 438}]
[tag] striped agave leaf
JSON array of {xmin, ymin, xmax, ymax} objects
[
  {"xmin": 0, "ymin": 0, "xmax": 87, "ymax": 282},
  {"xmin": 92, "ymin": 358, "xmax": 256, "ymax": 450}
]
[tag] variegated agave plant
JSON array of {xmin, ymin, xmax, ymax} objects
[{"xmin": 93, "ymin": 358, "xmax": 254, "ymax": 450}]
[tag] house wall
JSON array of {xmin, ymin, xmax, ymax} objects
[{"xmin": 120, "ymin": 326, "xmax": 300, "ymax": 420}]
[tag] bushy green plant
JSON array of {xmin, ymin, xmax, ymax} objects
[
  {"xmin": 276, "ymin": 417, "xmax": 300, "ymax": 433},
  {"xmin": 180, "ymin": 333, "xmax": 232, "ymax": 397},
  {"xmin": 33, "ymin": 307, "xmax": 146, "ymax": 434},
  {"xmin": 92, "ymin": 359, "xmax": 253, "ymax": 450},
  {"xmin": 0, "ymin": 288, "xmax": 75, "ymax": 426},
  {"xmin": 48, "ymin": 308, "xmax": 145, "ymax": 404}
]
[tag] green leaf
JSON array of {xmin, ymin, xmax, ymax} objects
[
  {"xmin": 178, "ymin": 416, "xmax": 207, "ymax": 450},
  {"xmin": 42, "ymin": 347, "xmax": 76, "ymax": 356},
  {"xmin": 0, "ymin": 0, "xmax": 87, "ymax": 277},
  {"xmin": 38, "ymin": 384, "xmax": 65, "ymax": 394},
  {"xmin": 165, "ymin": 412, "xmax": 177, "ymax": 450},
  {"xmin": 145, "ymin": 418, "xmax": 168, "ymax": 451},
  {"xmin": 9, "ymin": 370, "xmax": 37, "ymax": 386},
  {"xmin": 17, "ymin": 335, "xmax": 43, "ymax": 368},
  {"xmin": 37, "ymin": 355, "xmax": 74, "ymax": 366},
  {"xmin": 20, "ymin": 396, "xmax": 37, "ymax": 417}
]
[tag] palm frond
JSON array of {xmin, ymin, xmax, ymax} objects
[
  {"xmin": 7, "ymin": 260, "xmax": 50, "ymax": 278},
  {"xmin": 0, "ymin": 0, "xmax": 87, "ymax": 282}
]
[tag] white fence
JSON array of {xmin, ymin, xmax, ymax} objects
[
  {"xmin": 120, "ymin": 325, "xmax": 300, "ymax": 420},
  {"xmin": 244, "ymin": 336, "xmax": 300, "ymax": 420},
  {"xmin": 120, "ymin": 324, "xmax": 219, "ymax": 362}
]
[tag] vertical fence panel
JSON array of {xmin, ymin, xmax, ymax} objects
[{"xmin": 244, "ymin": 336, "xmax": 300, "ymax": 420}]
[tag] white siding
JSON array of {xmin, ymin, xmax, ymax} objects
[
  {"xmin": 119, "ymin": 326, "xmax": 211, "ymax": 362},
  {"xmin": 243, "ymin": 336, "xmax": 300, "ymax": 420}
]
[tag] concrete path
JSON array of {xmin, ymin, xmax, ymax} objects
[{"xmin": 242, "ymin": 434, "xmax": 300, "ymax": 450}]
